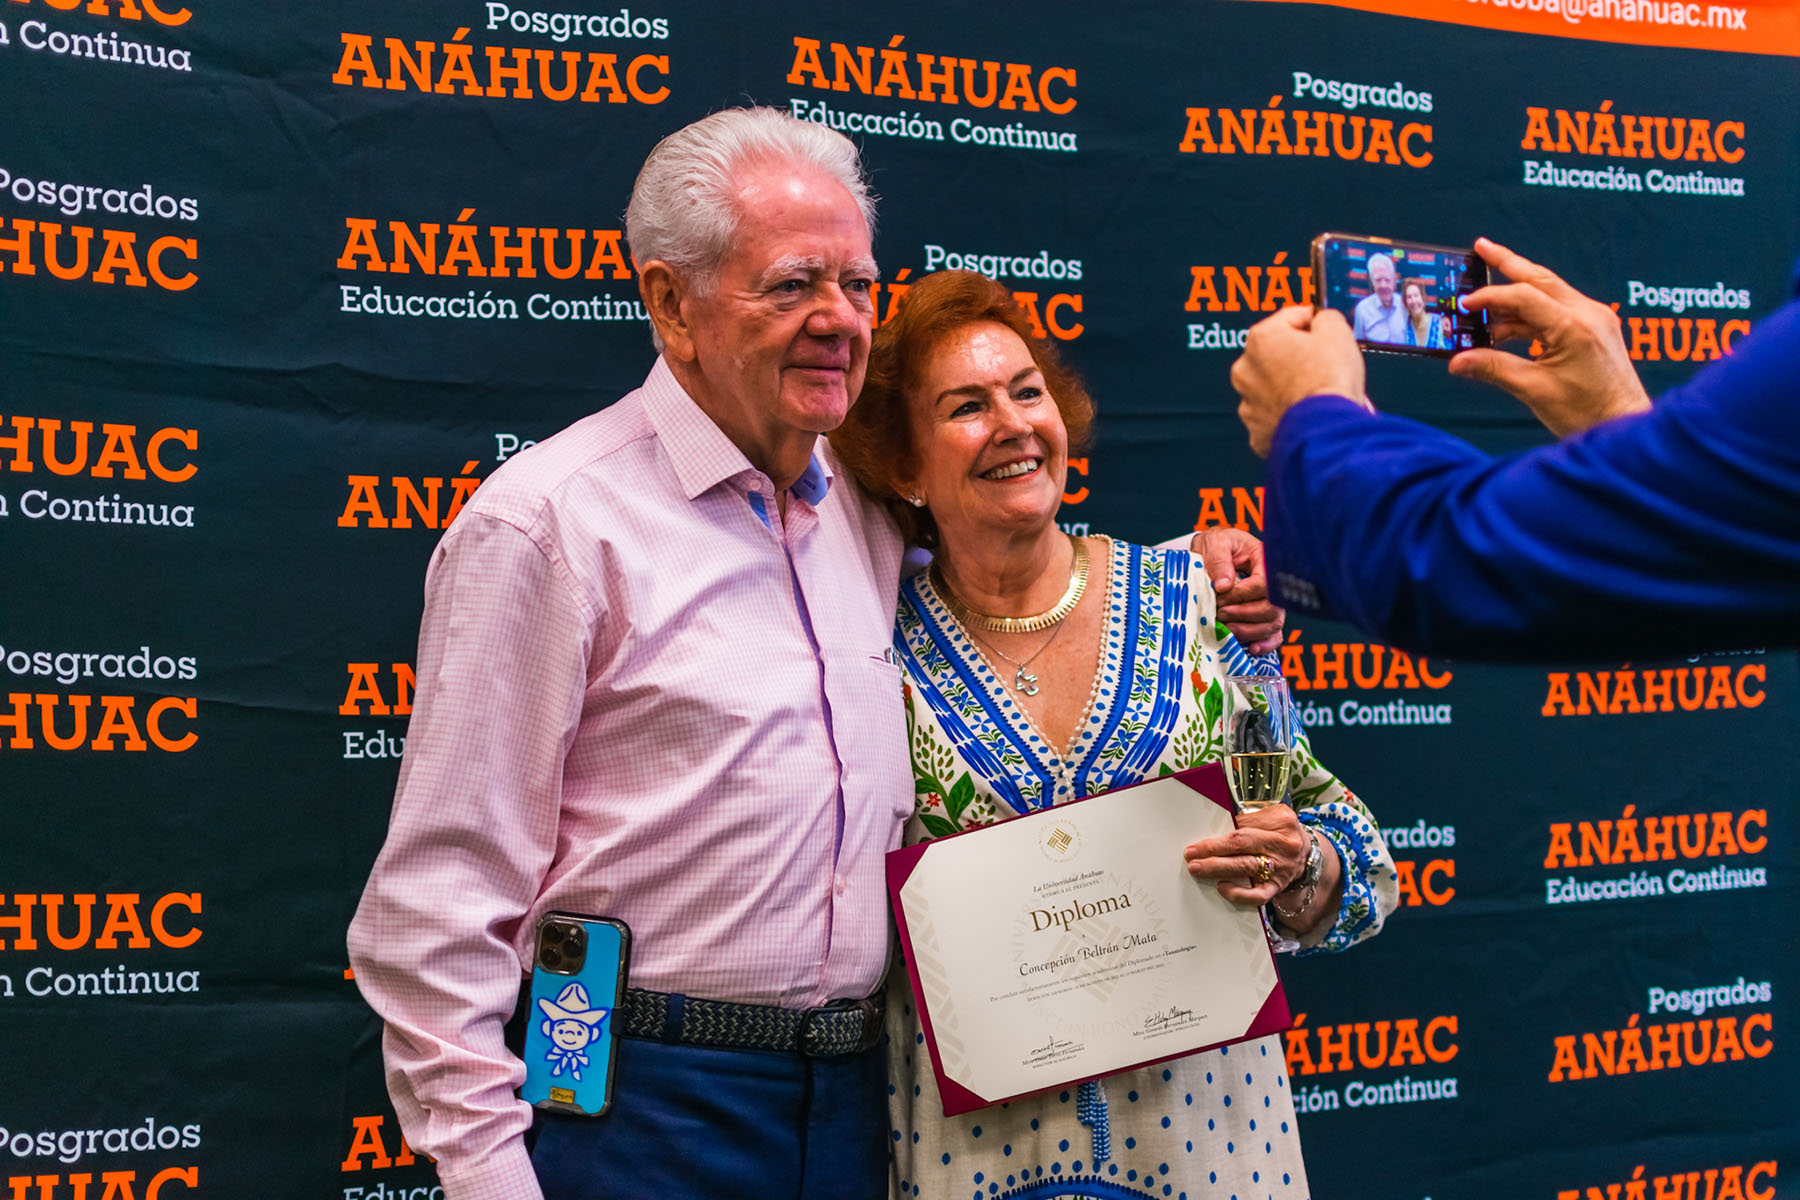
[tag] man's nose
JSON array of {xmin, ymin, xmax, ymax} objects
[{"xmin": 806, "ymin": 283, "xmax": 864, "ymax": 337}]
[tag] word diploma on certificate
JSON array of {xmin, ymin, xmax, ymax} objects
[{"xmin": 887, "ymin": 765, "xmax": 1291, "ymax": 1115}]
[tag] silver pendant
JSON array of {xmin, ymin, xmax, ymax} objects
[{"xmin": 1015, "ymin": 668, "xmax": 1040, "ymax": 696}]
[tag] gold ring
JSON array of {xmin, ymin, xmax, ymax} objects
[{"xmin": 1254, "ymin": 855, "xmax": 1274, "ymax": 885}]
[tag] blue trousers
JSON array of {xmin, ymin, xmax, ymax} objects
[{"xmin": 528, "ymin": 1034, "xmax": 888, "ymax": 1200}]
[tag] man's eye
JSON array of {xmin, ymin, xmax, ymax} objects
[
  {"xmin": 774, "ymin": 279, "xmax": 805, "ymax": 294},
  {"xmin": 844, "ymin": 278, "xmax": 873, "ymax": 295}
]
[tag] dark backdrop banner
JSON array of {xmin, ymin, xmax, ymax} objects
[{"xmin": 1, "ymin": 1, "xmax": 1794, "ymax": 1197}]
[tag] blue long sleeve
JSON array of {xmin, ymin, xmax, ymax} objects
[{"xmin": 1262, "ymin": 296, "xmax": 1800, "ymax": 661}]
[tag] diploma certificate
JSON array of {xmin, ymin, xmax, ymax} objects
[{"xmin": 886, "ymin": 765, "xmax": 1290, "ymax": 1116}]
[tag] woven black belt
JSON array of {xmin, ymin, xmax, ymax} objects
[{"xmin": 616, "ymin": 987, "xmax": 884, "ymax": 1058}]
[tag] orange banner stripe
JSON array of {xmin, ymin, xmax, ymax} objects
[{"xmin": 1250, "ymin": 0, "xmax": 1800, "ymax": 56}]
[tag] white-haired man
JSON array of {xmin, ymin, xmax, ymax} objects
[
  {"xmin": 349, "ymin": 108, "xmax": 1279, "ymax": 1200},
  {"xmin": 1351, "ymin": 252, "xmax": 1406, "ymax": 344}
]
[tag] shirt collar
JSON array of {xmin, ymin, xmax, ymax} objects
[
  {"xmin": 638, "ymin": 356, "xmax": 835, "ymax": 506},
  {"xmin": 791, "ymin": 452, "xmax": 832, "ymax": 507}
]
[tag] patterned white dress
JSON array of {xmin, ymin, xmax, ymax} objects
[{"xmin": 886, "ymin": 538, "xmax": 1398, "ymax": 1200}]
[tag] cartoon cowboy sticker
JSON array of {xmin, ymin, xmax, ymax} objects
[{"xmin": 536, "ymin": 981, "xmax": 612, "ymax": 1080}]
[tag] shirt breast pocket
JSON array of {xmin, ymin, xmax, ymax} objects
[{"xmin": 832, "ymin": 653, "xmax": 914, "ymax": 825}]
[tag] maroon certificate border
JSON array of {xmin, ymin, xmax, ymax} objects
[{"xmin": 885, "ymin": 763, "xmax": 1293, "ymax": 1116}]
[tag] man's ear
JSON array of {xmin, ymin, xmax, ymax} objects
[{"xmin": 639, "ymin": 260, "xmax": 697, "ymax": 362}]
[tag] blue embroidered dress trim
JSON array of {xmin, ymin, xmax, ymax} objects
[
  {"xmin": 895, "ymin": 540, "xmax": 1192, "ymax": 821},
  {"xmin": 1076, "ymin": 1078, "xmax": 1111, "ymax": 1164},
  {"xmin": 896, "ymin": 586, "xmax": 1041, "ymax": 815},
  {"xmin": 1073, "ymin": 543, "xmax": 1147, "ymax": 798},
  {"xmin": 1110, "ymin": 550, "xmax": 1190, "ymax": 782},
  {"xmin": 1220, "ymin": 636, "xmax": 1273, "ymax": 677},
  {"xmin": 1294, "ymin": 801, "xmax": 1393, "ymax": 955}
]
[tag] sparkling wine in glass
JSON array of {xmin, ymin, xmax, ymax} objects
[{"xmin": 1222, "ymin": 675, "xmax": 1297, "ymax": 813}]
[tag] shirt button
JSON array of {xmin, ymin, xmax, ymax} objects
[{"xmin": 833, "ymin": 875, "xmax": 848, "ymax": 897}]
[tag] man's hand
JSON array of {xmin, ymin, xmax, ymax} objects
[
  {"xmin": 1189, "ymin": 527, "xmax": 1284, "ymax": 654},
  {"xmin": 1449, "ymin": 237, "xmax": 1652, "ymax": 437},
  {"xmin": 1231, "ymin": 306, "xmax": 1366, "ymax": 457}
]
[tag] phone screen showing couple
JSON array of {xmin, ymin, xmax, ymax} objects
[{"xmin": 1313, "ymin": 234, "xmax": 1489, "ymax": 357}]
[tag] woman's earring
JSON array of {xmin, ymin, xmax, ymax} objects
[{"xmin": 906, "ymin": 493, "xmax": 926, "ymax": 508}]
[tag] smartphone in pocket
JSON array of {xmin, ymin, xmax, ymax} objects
[
  {"xmin": 521, "ymin": 912, "xmax": 630, "ymax": 1117},
  {"xmin": 1311, "ymin": 232, "xmax": 1490, "ymax": 357}
]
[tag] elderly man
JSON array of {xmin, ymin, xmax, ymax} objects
[
  {"xmin": 350, "ymin": 108, "xmax": 1279, "ymax": 1200},
  {"xmin": 1231, "ymin": 236, "xmax": 1800, "ymax": 659},
  {"xmin": 1350, "ymin": 252, "xmax": 1406, "ymax": 344}
]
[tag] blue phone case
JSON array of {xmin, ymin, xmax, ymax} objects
[{"xmin": 520, "ymin": 912, "xmax": 629, "ymax": 1116}]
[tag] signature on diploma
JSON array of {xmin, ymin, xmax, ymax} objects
[
  {"xmin": 1143, "ymin": 1005, "xmax": 1196, "ymax": 1031},
  {"xmin": 1025, "ymin": 1033, "xmax": 1078, "ymax": 1064}
]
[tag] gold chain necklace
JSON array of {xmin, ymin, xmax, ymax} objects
[{"xmin": 931, "ymin": 535, "xmax": 1089, "ymax": 635}]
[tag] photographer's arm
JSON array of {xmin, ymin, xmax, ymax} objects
[{"xmin": 1257, "ymin": 294, "xmax": 1800, "ymax": 658}]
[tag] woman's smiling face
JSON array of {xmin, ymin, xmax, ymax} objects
[{"xmin": 902, "ymin": 320, "xmax": 1069, "ymax": 550}]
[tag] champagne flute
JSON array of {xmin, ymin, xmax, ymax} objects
[
  {"xmin": 1221, "ymin": 675, "xmax": 1297, "ymax": 814},
  {"xmin": 1222, "ymin": 674, "xmax": 1301, "ymax": 952}
]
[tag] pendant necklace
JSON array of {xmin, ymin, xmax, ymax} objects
[{"xmin": 967, "ymin": 621, "xmax": 1068, "ymax": 696}]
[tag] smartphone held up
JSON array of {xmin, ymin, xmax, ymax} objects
[{"xmin": 1311, "ymin": 233, "xmax": 1489, "ymax": 358}]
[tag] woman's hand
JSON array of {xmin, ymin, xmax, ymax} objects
[{"xmin": 1183, "ymin": 805, "xmax": 1308, "ymax": 906}]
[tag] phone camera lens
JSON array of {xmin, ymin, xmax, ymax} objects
[
  {"xmin": 542, "ymin": 946, "xmax": 563, "ymax": 968},
  {"xmin": 564, "ymin": 928, "xmax": 586, "ymax": 950}
]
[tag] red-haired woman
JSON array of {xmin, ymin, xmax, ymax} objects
[{"xmin": 830, "ymin": 269, "xmax": 1396, "ymax": 1200}]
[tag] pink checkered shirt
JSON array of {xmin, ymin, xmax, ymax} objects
[{"xmin": 346, "ymin": 358, "xmax": 911, "ymax": 1200}]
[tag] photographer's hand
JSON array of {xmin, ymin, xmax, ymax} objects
[
  {"xmin": 1231, "ymin": 306, "xmax": 1367, "ymax": 457},
  {"xmin": 1450, "ymin": 237, "xmax": 1652, "ymax": 437}
]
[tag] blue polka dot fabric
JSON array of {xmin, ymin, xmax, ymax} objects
[{"xmin": 886, "ymin": 1034, "xmax": 1309, "ymax": 1199}]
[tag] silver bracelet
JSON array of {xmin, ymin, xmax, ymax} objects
[{"xmin": 1269, "ymin": 828, "xmax": 1320, "ymax": 925}]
